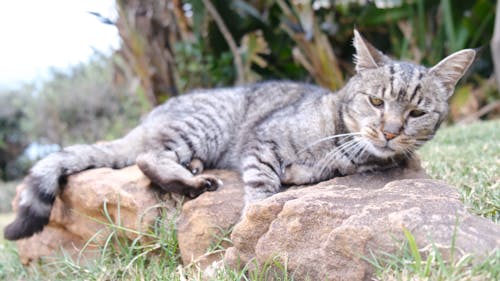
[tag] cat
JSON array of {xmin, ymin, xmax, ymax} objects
[{"xmin": 4, "ymin": 30, "xmax": 476, "ymax": 241}]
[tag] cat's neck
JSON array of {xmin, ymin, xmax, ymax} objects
[{"xmin": 331, "ymin": 88, "xmax": 350, "ymax": 136}]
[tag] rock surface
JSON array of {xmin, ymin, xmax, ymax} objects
[
  {"xmin": 225, "ymin": 168, "xmax": 500, "ymax": 281},
  {"xmin": 11, "ymin": 166, "xmax": 241, "ymax": 266},
  {"xmin": 8, "ymin": 161, "xmax": 500, "ymax": 281},
  {"xmin": 177, "ymin": 170, "xmax": 245, "ymax": 268},
  {"xmin": 13, "ymin": 166, "xmax": 182, "ymax": 264}
]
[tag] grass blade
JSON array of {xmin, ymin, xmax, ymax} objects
[{"xmin": 402, "ymin": 227, "xmax": 422, "ymax": 274}]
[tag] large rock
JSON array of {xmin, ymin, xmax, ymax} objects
[
  {"xmin": 225, "ymin": 168, "xmax": 500, "ymax": 281},
  {"xmin": 9, "ymin": 161, "xmax": 499, "ymax": 281},
  {"xmin": 13, "ymin": 166, "xmax": 182, "ymax": 264},
  {"xmin": 11, "ymin": 166, "xmax": 242, "ymax": 266},
  {"xmin": 177, "ymin": 170, "xmax": 245, "ymax": 268}
]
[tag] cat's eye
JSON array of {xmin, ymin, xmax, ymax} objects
[
  {"xmin": 409, "ymin": 109, "xmax": 426, "ymax": 117},
  {"xmin": 369, "ymin": 96, "xmax": 384, "ymax": 107}
]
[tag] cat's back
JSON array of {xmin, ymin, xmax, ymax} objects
[
  {"xmin": 237, "ymin": 81, "xmax": 330, "ymax": 124},
  {"xmin": 144, "ymin": 81, "xmax": 328, "ymax": 125}
]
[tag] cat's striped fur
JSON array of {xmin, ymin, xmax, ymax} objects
[{"xmin": 4, "ymin": 30, "xmax": 476, "ymax": 240}]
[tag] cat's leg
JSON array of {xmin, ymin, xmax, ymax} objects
[
  {"xmin": 281, "ymin": 163, "xmax": 317, "ymax": 185},
  {"xmin": 136, "ymin": 151, "xmax": 221, "ymax": 198},
  {"xmin": 240, "ymin": 143, "xmax": 283, "ymax": 206}
]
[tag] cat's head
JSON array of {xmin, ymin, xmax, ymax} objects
[{"xmin": 342, "ymin": 29, "xmax": 476, "ymax": 159}]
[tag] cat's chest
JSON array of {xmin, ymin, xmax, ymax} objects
[
  {"xmin": 281, "ymin": 144, "xmax": 360, "ymax": 185},
  {"xmin": 281, "ymin": 149, "xmax": 406, "ymax": 186}
]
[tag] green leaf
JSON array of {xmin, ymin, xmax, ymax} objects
[{"xmin": 441, "ymin": 0, "xmax": 456, "ymax": 51}]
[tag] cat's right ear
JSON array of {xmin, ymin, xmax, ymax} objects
[
  {"xmin": 429, "ymin": 49, "xmax": 476, "ymax": 96},
  {"xmin": 353, "ymin": 29, "xmax": 389, "ymax": 72}
]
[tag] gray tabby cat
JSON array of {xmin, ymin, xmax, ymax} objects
[{"xmin": 4, "ymin": 30, "xmax": 475, "ymax": 240}]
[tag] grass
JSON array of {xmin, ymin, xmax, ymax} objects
[
  {"xmin": 0, "ymin": 180, "xmax": 19, "ymax": 213},
  {"xmin": 366, "ymin": 227, "xmax": 500, "ymax": 281},
  {"xmin": 0, "ymin": 213, "xmax": 14, "ymax": 233},
  {"xmin": 0, "ymin": 120, "xmax": 498, "ymax": 280},
  {"xmin": 419, "ymin": 119, "xmax": 499, "ymax": 222}
]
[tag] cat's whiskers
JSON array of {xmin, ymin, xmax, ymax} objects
[
  {"xmin": 353, "ymin": 140, "xmax": 368, "ymax": 159},
  {"xmin": 298, "ymin": 132, "xmax": 362, "ymax": 155},
  {"xmin": 318, "ymin": 139, "xmax": 362, "ymax": 177},
  {"xmin": 337, "ymin": 140, "xmax": 369, "ymax": 168},
  {"xmin": 412, "ymin": 141, "xmax": 428, "ymax": 149},
  {"xmin": 322, "ymin": 137, "xmax": 366, "ymax": 164},
  {"xmin": 400, "ymin": 146, "xmax": 416, "ymax": 159},
  {"xmin": 319, "ymin": 140, "xmax": 358, "ymax": 166},
  {"xmin": 317, "ymin": 140, "xmax": 357, "ymax": 176},
  {"xmin": 415, "ymin": 135, "xmax": 434, "ymax": 142},
  {"xmin": 357, "ymin": 141, "xmax": 370, "ymax": 160}
]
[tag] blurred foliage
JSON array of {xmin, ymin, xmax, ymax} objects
[
  {"xmin": 115, "ymin": 0, "xmax": 499, "ymax": 120},
  {"xmin": 1, "ymin": 0, "xmax": 499, "ymax": 180},
  {"xmin": 174, "ymin": 40, "xmax": 235, "ymax": 91},
  {"xmin": 25, "ymin": 53, "xmax": 142, "ymax": 146},
  {"xmin": 0, "ymin": 87, "xmax": 33, "ymax": 180},
  {"xmin": 0, "ymin": 53, "xmax": 141, "ymax": 180},
  {"xmin": 0, "ymin": 181, "xmax": 18, "ymax": 212}
]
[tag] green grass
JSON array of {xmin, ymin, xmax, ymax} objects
[
  {"xmin": 366, "ymin": 227, "xmax": 500, "ymax": 281},
  {"xmin": 367, "ymin": 119, "xmax": 500, "ymax": 280},
  {"xmin": 0, "ymin": 120, "xmax": 498, "ymax": 280},
  {"xmin": 0, "ymin": 211, "xmax": 290, "ymax": 281},
  {"xmin": 0, "ymin": 181, "xmax": 19, "ymax": 213},
  {"xmin": 0, "ymin": 209, "xmax": 184, "ymax": 281},
  {"xmin": 419, "ymin": 119, "xmax": 499, "ymax": 222},
  {"xmin": 0, "ymin": 213, "xmax": 14, "ymax": 233}
]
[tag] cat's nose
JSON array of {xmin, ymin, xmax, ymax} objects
[
  {"xmin": 382, "ymin": 119, "xmax": 402, "ymax": 141},
  {"xmin": 383, "ymin": 131, "xmax": 398, "ymax": 140}
]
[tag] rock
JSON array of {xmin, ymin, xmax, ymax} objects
[
  {"xmin": 11, "ymin": 166, "xmax": 243, "ymax": 267},
  {"xmin": 13, "ymin": 166, "xmax": 183, "ymax": 264},
  {"xmin": 177, "ymin": 170, "xmax": 245, "ymax": 268},
  {"xmin": 225, "ymin": 168, "xmax": 500, "ymax": 281},
  {"xmin": 10, "ymin": 159, "xmax": 499, "ymax": 281}
]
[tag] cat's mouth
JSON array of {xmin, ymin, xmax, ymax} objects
[
  {"xmin": 375, "ymin": 142, "xmax": 396, "ymax": 152},
  {"xmin": 359, "ymin": 127, "xmax": 405, "ymax": 158},
  {"xmin": 362, "ymin": 136, "xmax": 399, "ymax": 158}
]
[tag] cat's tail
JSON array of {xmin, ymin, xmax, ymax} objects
[{"xmin": 3, "ymin": 127, "xmax": 146, "ymax": 240}]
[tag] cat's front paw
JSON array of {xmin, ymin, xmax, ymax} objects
[
  {"xmin": 185, "ymin": 175, "xmax": 223, "ymax": 198},
  {"xmin": 199, "ymin": 175, "xmax": 222, "ymax": 192}
]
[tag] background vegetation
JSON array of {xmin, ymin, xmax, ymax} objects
[
  {"xmin": 1, "ymin": 0, "xmax": 499, "ymax": 182},
  {"xmin": 1, "ymin": 0, "xmax": 499, "ymax": 181}
]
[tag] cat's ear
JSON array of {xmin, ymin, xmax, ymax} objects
[
  {"xmin": 429, "ymin": 49, "xmax": 476, "ymax": 95},
  {"xmin": 353, "ymin": 29, "xmax": 389, "ymax": 72}
]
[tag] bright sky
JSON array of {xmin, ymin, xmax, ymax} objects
[{"xmin": 0, "ymin": 0, "xmax": 119, "ymax": 88}]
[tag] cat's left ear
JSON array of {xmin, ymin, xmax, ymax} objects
[
  {"xmin": 429, "ymin": 49, "xmax": 476, "ymax": 96},
  {"xmin": 353, "ymin": 29, "xmax": 390, "ymax": 72}
]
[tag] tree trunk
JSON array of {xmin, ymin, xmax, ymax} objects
[{"xmin": 114, "ymin": 0, "xmax": 182, "ymax": 107}]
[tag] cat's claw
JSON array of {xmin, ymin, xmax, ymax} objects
[
  {"xmin": 185, "ymin": 176, "xmax": 222, "ymax": 198},
  {"xmin": 203, "ymin": 179, "xmax": 213, "ymax": 190},
  {"xmin": 204, "ymin": 177, "xmax": 222, "ymax": 191},
  {"xmin": 200, "ymin": 176, "xmax": 222, "ymax": 192}
]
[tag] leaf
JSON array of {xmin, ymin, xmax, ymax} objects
[{"xmin": 232, "ymin": 0, "xmax": 267, "ymax": 24}]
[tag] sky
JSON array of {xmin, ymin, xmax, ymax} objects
[{"xmin": 0, "ymin": 0, "xmax": 120, "ymax": 88}]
